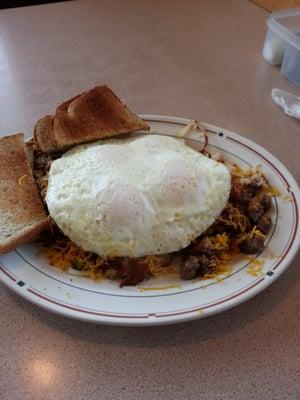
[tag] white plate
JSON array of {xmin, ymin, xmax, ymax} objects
[{"xmin": 1, "ymin": 115, "xmax": 299, "ymax": 326}]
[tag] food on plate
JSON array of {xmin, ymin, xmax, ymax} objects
[
  {"xmin": 46, "ymin": 135, "xmax": 231, "ymax": 257},
  {"xmin": 34, "ymin": 85, "xmax": 149, "ymax": 153},
  {"xmin": 35, "ymin": 140, "xmax": 273, "ymax": 287},
  {"xmin": 0, "ymin": 85, "xmax": 274, "ymax": 287},
  {"xmin": 0, "ymin": 134, "xmax": 49, "ymax": 254}
]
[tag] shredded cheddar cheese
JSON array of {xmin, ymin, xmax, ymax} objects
[
  {"xmin": 207, "ymin": 233, "xmax": 229, "ymax": 250},
  {"xmin": 249, "ymin": 226, "xmax": 266, "ymax": 239},
  {"xmin": 231, "ymin": 164, "xmax": 261, "ymax": 179},
  {"xmin": 264, "ymin": 185, "xmax": 281, "ymax": 197},
  {"xmin": 246, "ymin": 257, "xmax": 265, "ymax": 277},
  {"xmin": 218, "ymin": 207, "xmax": 249, "ymax": 233},
  {"xmin": 283, "ymin": 195, "xmax": 292, "ymax": 202},
  {"xmin": 140, "ymin": 285, "xmax": 180, "ymax": 291},
  {"xmin": 230, "ymin": 164, "xmax": 245, "ymax": 178},
  {"xmin": 236, "ymin": 226, "xmax": 266, "ymax": 246}
]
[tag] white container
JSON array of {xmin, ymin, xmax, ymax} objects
[{"xmin": 262, "ymin": 8, "xmax": 300, "ymax": 88}]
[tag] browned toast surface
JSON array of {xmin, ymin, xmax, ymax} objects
[
  {"xmin": 34, "ymin": 85, "xmax": 149, "ymax": 153},
  {"xmin": 0, "ymin": 133, "xmax": 49, "ymax": 254}
]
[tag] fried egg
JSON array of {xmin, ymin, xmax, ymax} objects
[{"xmin": 46, "ymin": 135, "xmax": 231, "ymax": 257}]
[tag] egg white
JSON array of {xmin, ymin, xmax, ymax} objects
[{"xmin": 46, "ymin": 135, "xmax": 231, "ymax": 257}]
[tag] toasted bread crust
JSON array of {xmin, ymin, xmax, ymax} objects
[
  {"xmin": 34, "ymin": 85, "xmax": 149, "ymax": 153},
  {"xmin": 0, "ymin": 133, "xmax": 49, "ymax": 255}
]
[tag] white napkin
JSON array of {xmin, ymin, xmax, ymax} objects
[{"xmin": 272, "ymin": 88, "xmax": 300, "ymax": 119}]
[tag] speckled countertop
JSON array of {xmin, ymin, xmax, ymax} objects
[{"xmin": 0, "ymin": 1, "xmax": 299, "ymax": 399}]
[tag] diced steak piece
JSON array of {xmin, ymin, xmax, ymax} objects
[
  {"xmin": 119, "ymin": 259, "xmax": 149, "ymax": 287},
  {"xmin": 180, "ymin": 256, "xmax": 199, "ymax": 280},
  {"xmin": 256, "ymin": 215, "xmax": 272, "ymax": 235},
  {"xmin": 198, "ymin": 255, "xmax": 219, "ymax": 276},
  {"xmin": 239, "ymin": 235, "xmax": 265, "ymax": 254},
  {"xmin": 248, "ymin": 193, "xmax": 271, "ymax": 223},
  {"xmin": 230, "ymin": 181, "xmax": 260, "ymax": 207},
  {"xmin": 218, "ymin": 204, "xmax": 249, "ymax": 234},
  {"xmin": 34, "ymin": 154, "xmax": 52, "ymax": 171},
  {"xmin": 154, "ymin": 254, "xmax": 172, "ymax": 268},
  {"xmin": 189, "ymin": 236, "xmax": 224, "ymax": 256},
  {"xmin": 248, "ymin": 203, "xmax": 264, "ymax": 224}
]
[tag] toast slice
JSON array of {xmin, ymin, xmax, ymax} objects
[
  {"xmin": 34, "ymin": 85, "xmax": 149, "ymax": 153},
  {"xmin": 0, "ymin": 133, "xmax": 49, "ymax": 255}
]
